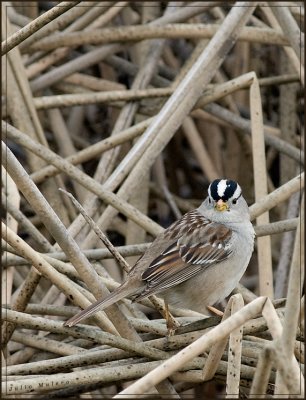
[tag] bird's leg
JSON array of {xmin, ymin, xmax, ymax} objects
[
  {"xmin": 148, "ymin": 295, "xmax": 180, "ymax": 336},
  {"xmin": 207, "ymin": 305, "xmax": 224, "ymax": 317},
  {"xmin": 164, "ymin": 301, "xmax": 180, "ymax": 336}
]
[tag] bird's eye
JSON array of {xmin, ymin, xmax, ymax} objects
[{"xmin": 232, "ymin": 198, "xmax": 237, "ymax": 204}]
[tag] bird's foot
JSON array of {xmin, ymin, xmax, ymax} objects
[{"xmin": 207, "ymin": 305, "xmax": 224, "ymax": 317}]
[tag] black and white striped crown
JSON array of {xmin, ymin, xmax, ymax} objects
[{"xmin": 208, "ymin": 179, "xmax": 242, "ymax": 202}]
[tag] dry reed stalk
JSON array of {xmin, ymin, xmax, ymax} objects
[
  {"xmin": 152, "ymin": 155, "xmax": 172, "ymax": 221},
  {"xmin": 275, "ymin": 192, "xmax": 301, "ymax": 297},
  {"xmin": 4, "ymin": 243, "xmax": 151, "ymax": 267},
  {"xmin": 2, "ymin": 170, "xmax": 44, "ymax": 351},
  {"xmin": 202, "ymin": 295, "xmax": 239, "ymax": 382},
  {"xmin": 2, "ymin": 142, "xmax": 143, "ymax": 336},
  {"xmin": 115, "ymin": 297, "xmax": 267, "ymax": 396},
  {"xmin": 2, "ymin": 309, "xmax": 169, "ymax": 361},
  {"xmin": 27, "ymin": 2, "xmax": 212, "ymax": 92},
  {"xmin": 1, "ymin": 197, "xmax": 53, "ymax": 252},
  {"xmin": 89, "ymin": 3, "xmax": 257, "ymax": 237},
  {"xmin": 3, "ymin": 121, "xmax": 163, "ymax": 236},
  {"xmin": 1, "ymin": 265, "xmax": 42, "ymax": 348},
  {"xmin": 249, "ymin": 345, "xmax": 274, "ymax": 397},
  {"xmin": 11, "ymin": 331, "xmax": 85, "ymax": 356},
  {"xmin": 226, "ymin": 294, "xmax": 244, "ymax": 398},
  {"xmin": 26, "ymin": 24, "xmax": 289, "ymax": 53},
  {"xmin": 274, "ymin": 196, "xmax": 304, "ymax": 395},
  {"xmin": 182, "ymin": 117, "xmax": 220, "ymax": 181},
  {"xmin": 2, "ymin": 6, "xmax": 72, "ymax": 226},
  {"xmin": 250, "ymin": 75, "xmax": 273, "ymax": 298},
  {"xmin": 1, "ymin": 1, "xmax": 81, "ymax": 55},
  {"xmin": 254, "ymin": 218, "xmax": 299, "ymax": 236},
  {"xmin": 261, "ymin": 4, "xmax": 304, "ymax": 84},
  {"xmin": 30, "ymin": 43, "xmax": 124, "ymax": 92},
  {"xmin": 69, "ymin": 6, "xmax": 177, "ymax": 247},
  {"xmin": 204, "ymin": 103, "xmax": 303, "ymax": 163},
  {"xmin": 162, "ymin": 184, "xmax": 182, "ymax": 220},
  {"xmin": 1, "ymin": 168, "xmax": 20, "ymax": 304},
  {"xmin": 63, "ymin": 72, "xmax": 126, "ymax": 91},
  {"xmin": 21, "ymin": 1, "xmax": 103, "ymax": 55},
  {"xmin": 121, "ymin": 4, "xmax": 161, "ymax": 276},
  {"xmin": 249, "ymin": 172, "xmax": 304, "ymax": 220},
  {"xmin": 30, "ymin": 117, "xmax": 152, "ymax": 184},
  {"xmin": 79, "ymin": 5, "xmax": 175, "ymax": 252},
  {"xmin": 99, "ymin": 72, "xmax": 258, "ymax": 197},
  {"xmin": 262, "ymin": 300, "xmax": 304, "ymax": 396},
  {"xmin": 33, "ymin": 87, "xmax": 173, "ymax": 109},
  {"xmin": 2, "ymin": 222, "xmax": 118, "ymax": 337},
  {"xmin": 279, "ymin": 60, "xmax": 300, "ymax": 189},
  {"xmin": 270, "ymin": 4, "xmax": 304, "ymax": 66},
  {"xmin": 47, "ymin": 108, "xmax": 87, "ymax": 202}
]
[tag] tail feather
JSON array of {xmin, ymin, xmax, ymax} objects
[{"xmin": 64, "ymin": 284, "xmax": 137, "ymax": 327}]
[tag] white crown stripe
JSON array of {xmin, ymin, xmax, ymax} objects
[{"xmin": 217, "ymin": 180, "xmax": 228, "ymax": 197}]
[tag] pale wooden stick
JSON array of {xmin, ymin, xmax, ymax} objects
[
  {"xmin": 26, "ymin": 24, "xmax": 288, "ymax": 53},
  {"xmin": 115, "ymin": 297, "xmax": 268, "ymax": 397},
  {"xmin": 202, "ymin": 295, "xmax": 237, "ymax": 381},
  {"xmin": 59, "ymin": 189, "xmax": 130, "ymax": 273},
  {"xmin": 249, "ymin": 173, "xmax": 304, "ymax": 220},
  {"xmin": 79, "ymin": 4, "xmax": 177, "ymax": 253},
  {"xmin": 48, "ymin": 107, "xmax": 87, "ymax": 202},
  {"xmin": 275, "ymin": 193, "xmax": 300, "ymax": 298},
  {"xmin": 162, "ymin": 184, "xmax": 182, "ymax": 220},
  {"xmin": 275, "ymin": 196, "xmax": 304, "ymax": 395},
  {"xmin": 226, "ymin": 294, "xmax": 244, "ymax": 398},
  {"xmin": 2, "ymin": 222, "xmax": 118, "ymax": 335},
  {"xmin": 255, "ymin": 218, "xmax": 298, "ymax": 237},
  {"xmin": 262, "ymin": 299, "xmax": 304, "ymax": 396},
  {"xmin": 3, "ymin": 308, "xmax": 169, "ymax": 363},
  {"xmin": 2, "ymin": 142, "xmax": 141, "ymax": 337},
  {"xmin": 182, "ymin": 117, "xmax": 220, "ymax": 181},
  {"xmin": 3, "ymin": 10, "xmax": 71, "ymax": 226},
  {"xmin": 269, "ymin": 3, "xmax": 304, "ymax": 65},
  {"xmin": 1, "ymin": 1, "xmax": 81, "ymax": 54},
  {"xmin": 26, "ymin": 1, "xmax": 212, "ymax": 90},
  {"xmin": 4, "ymin": 243, "xmax": 151, "ymax": 266},
  {"xmin": 4, "ymin": 121, "xmax": 163, "ymax": 237},
  {"xmin": 1, "ymin": 167, "xmax": 20, "ymax": 304},
  {"xmin": 250, "ymin": 74, "xmax": 273, "ymax": 298},
  {"xmin": 90, "ymin": 2, "xmax": 258, "ymax": 238},
  {"xmin": 30, "ymin": 43, "xmax": 123, "ymax": 92},
  {"xmin": 33, "ymin": 87, "xmax": 173, "ymax": 109},
  {"xmin": 249, "ymin": 345, "xmax": 274, "ymax": 397},
  {"xmin": 30, "ymin": 117, "xmax": 152, "ymax": 184},
  {"xmin": 21, "ymin": 2, "xmax": 104, "ymax": 54},
  {"xmin": 261, "ymin": 5, "xmax": 304, "ymax": 84}
]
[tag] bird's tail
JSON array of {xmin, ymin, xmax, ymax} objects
[{"xmin": 63, "ymin": 282, "xmax": 137, "ymax": 327}]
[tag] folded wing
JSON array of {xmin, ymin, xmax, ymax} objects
[{"xmin": 134, "ymin": 210, "xmax": 232, "ymax": 301}]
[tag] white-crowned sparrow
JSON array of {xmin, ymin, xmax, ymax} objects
[{"xmin": 64, "ymin": 179, "xmax": 255, "ymax": 327}]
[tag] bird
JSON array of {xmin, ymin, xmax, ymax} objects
[{"xmin": 64, "ymin": 178, "xmax": 255, "ymax": 328}]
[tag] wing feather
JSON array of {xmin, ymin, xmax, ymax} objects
[{"xmin": 135, "ymin": 210, "xmax": 232, "ymax": 301}]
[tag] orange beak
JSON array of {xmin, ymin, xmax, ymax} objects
[{"xmin": 214, "ymin": 199, "xmax": 229, "ymax": 212}]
